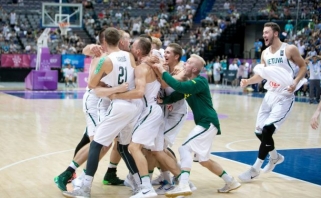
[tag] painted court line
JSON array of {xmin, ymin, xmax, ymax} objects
[
  {"xmin": 0, "ymin": 149, "xmax": 74, "ymax": 171},
  {"xmin": 211, "ymin": 154, "xmax": 321, "ymax": 187}
]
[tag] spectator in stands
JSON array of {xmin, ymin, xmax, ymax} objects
[
  {"xmin": 62, "ymin": 63, "xmax": 76, "ymax": 87},
  {"xmin": 306, "ymin": 55, "xmax": 321, "ymax": 104},
  {"xmin": 213, "ymin": 58, "xmax": 222, "ymax": 85},
  {"xmin": 254, "ymin": 38, "xmax": 263, "ymax": 59},
  {"xmin": 285, "ymin": 20, "xmax": 294, "ymax": 39},
  {"xmin": 205, "ymin": 60, "xmax": 213, "ymax": 84},
  {"xmin": 9, "ymin": 10, "xmax": 16, "ymax": 29}
]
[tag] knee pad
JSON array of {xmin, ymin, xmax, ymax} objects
[{"xmin": 262, "ymin": 124, "xmax": 275, "ymax": 150}]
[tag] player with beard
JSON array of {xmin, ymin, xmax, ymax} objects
[{"xmin": 238, "ymin": 22, "xmax": 307, "ymax": 182}]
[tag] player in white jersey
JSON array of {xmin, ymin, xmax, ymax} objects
[
  {"xmin": 238, "ymin": 22, "xmax": 307, "ymax": 182},
  {"xmin": 54, "ymin": 29, "xmax": 127, "ymax": 191},
  {"xmin": 148, "ymin": 43, "xmax": 189, "ymax": 192},
  {"xmin": 109, "ymin": 37, "xmax": 162, "ymax": 198},
  {"xmin": 63, "ymin": 27, "xmax": 139, "ymax": 198}
]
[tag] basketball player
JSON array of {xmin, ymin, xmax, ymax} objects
[
  {"xmin": 238, "ymin": 22, "xmax": 307, "ymax": 182},
  {"xmin": 54, "ymin": 29, "xmax": 128, "ymax": 192},
  {"xmin": 153, "ymin": 54, "xmax": 241, "ymax": 197},
  {"xmin": 63, "ymin": 27, "xmax": 140, "ymax": 198},
  {"xmin": 149, "ymin": 43, "xmax": 189, "ymax": 191},
  {"xmin": 311, "ymin": 100, "xmax": 321, "ymax": 129},
  {"xmin": 109, "ymin": 36, "xmax": 163, "ymax": 197}
]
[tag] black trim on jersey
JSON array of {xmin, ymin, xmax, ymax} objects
[
  {"xmin": 286, "ymin": 59, "xmax": 294, "ymax": 75},
  {"xmin": 143, "ymin": 95, "xmax": 148, "ymax": 107},
  {"xmin": 88, "ymin": 113, "xmax": 96, "ymax": 126},
  {"xmin": 105, "ymin": 101, "xmax": 114, "ymax": 117}
]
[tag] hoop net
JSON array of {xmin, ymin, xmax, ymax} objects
[{"xmin": 59, "ymin": 22, "xmax": 70, "ymax": 36}]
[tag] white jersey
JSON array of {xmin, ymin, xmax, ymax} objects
[
  {"xmin": 102, "ymin": 50, "xmax": 135, "ymax": 91},
  {"xmin": 165, "ymin": 87, "xmax": 188, "ymax": 115},
  {"xmin": 263, "ymin": 43, "xmax": 297, "ymax": 92},
  {"xmin": 142, "ymin": 80, "xmax": 161, "ymax": 107}
]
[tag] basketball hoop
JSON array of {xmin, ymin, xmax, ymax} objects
[{"xmin": 59, "ymin": 22, "xmax": 70, "ymax": 36}]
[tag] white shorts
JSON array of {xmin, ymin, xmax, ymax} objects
[
  {"xmin": 97, "ymin": 98, "xmax": 111, "ymax": 123},
  {"xmin": 255, "ymin": 91, "xmax": 294, "ymax": 134},
  {"xmin": 83, "ymin": 90, "xmax": 99, "ymax": 137},
  {"xmin": 182, "ymin": 123, "xmax": 217, "ymax": 162},
  {"xmin": 132, "ymin": 104, "xmax": 164, "ymax": 149},
  {"xmin": 94, "ymin": 99, "xmax": 141, "ymax": 147},
  {"xmin": 163, "ymin": 112, "xmax": 187, "ymax": 148},
  {"xmin": 214, "ymin": 74, "xmax": 221, "ymax": 82}
]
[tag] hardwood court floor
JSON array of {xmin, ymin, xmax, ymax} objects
[{"xmin": 0, "ymin": 84, "xmax": 320, "ymax": 198}]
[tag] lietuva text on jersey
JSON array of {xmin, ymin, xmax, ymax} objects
[{"xmin": 267, "ymin": 57, "xmax": 283, "ymax": 65}]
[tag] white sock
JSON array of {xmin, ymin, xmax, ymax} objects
[
  {"xmin": 269, "ymin": 149, "xmax": 278, "ymax": 159},
  {"xmin": 132, "ymin": 173, "xmax": 141, "ymax": 186},
  {"xmin": 220, "ymin": 171, "xmax": 233, "ymax": 183},
  {"xmin": 252, "ymin": 158, "xmax": 264, "ymax": 171},
  {"xmin": 108, "ymin": 162, "xmax": 118, "ymax": 168},
  {"xmin": 69, "ymin": 161, "xmax": 79, "ymax": 170},
  {"xmin": 83, "ymin": 175, "xmax": 93, "ymax": 187},
  {"xmin": 141, "ymin": 175, "xmax": 151, "ymax": 188},
  {"xmin": 179, "ymin": 171, "xmax": 190, "ymax": 185}
]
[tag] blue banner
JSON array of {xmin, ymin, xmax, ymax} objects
[{"xmin": 61, "ymin": 54, "xmax": 85, "ymax": 68}]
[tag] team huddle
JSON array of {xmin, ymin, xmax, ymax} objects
[{"xmin": 54, "ymin": 22, "xmax": 308, "ymax": 198}]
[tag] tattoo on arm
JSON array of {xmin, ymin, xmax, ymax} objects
[{"xmin": 94, "ymin": 57, "xmax": 106, "ymax": 75}]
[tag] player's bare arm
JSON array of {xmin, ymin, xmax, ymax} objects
[
  {"xmin": 286, "ymin": 44, "xmax": 307, "ymax": 92},
  {"xmin": 82, "ymin": 44, "xmax": 103, "ymax": 57},
  {"xmin": 94, "ymin": 83, "xmax": 129, "ymax": 98},
  {"xmin": 110, "ymin": 64, "xmax": 148, "ymax": 100},
  {"xmin": 87, "ymin": 57, "xmax": 112, "ymax": 89},
  {"xmin": 240, "ymin": 52, "xmax": 264, "ymax": 88}
]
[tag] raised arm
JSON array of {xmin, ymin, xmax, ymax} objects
[{"xmin": 82, "ymin": 44, "xmax": 103, "ymax": 57}]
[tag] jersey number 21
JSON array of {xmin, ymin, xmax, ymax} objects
[{"xmin": 118, "ymin": 66, "xmax": 127, "ymax": 84}]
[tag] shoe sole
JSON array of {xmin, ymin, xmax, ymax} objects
[
  {"xmin": 165, "ymin": 191, "xmax": 192, "ymax": 197},
  {"xmin": 102, "ymin": 180, "xmax": 125, "ymax": 186},
  {"xmin": 217, "ymin": 183, "xmax": 241, "ymax": 193}
]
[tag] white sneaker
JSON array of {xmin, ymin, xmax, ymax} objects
[
  {"xmin": 165, "ymin": 183, "xmax": 192, "ymax": 197},
  {"xmin": 156, "ymin": 181, "xmax": 175, "ymax": 195},
  {"xmin": 238, "ymin": 167, "xmax": 260, "ymax": 182},
  {"xmin": 151, "ymin": 174, "xmax": 163, "ymax": 185},
  {"xmin": 62, "ymin": 186, "xmax": 91, "ymax": 198},
  {"xmin": 189, "ymin": 181, "xmax": 197, "ymax": 191},
  {"xmin": 130, "ymin": 186, "xmax": 157, "ymax": 198},
  {"xmin": 218, "ymin": 177, "xmax": 241, "ymax": 193},
  {"xmin": 262, "ymin": 153, "xmax": 284, "ymax": 173}
]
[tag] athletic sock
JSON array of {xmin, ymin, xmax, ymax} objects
[
  {"xmin": 253, "ymin": 158, "xmax": 263, "ymax": 171},
  {"xmin": 219, "ymin": 170, "xmax": 233, "ymax": 183},
  {"xmin": 269, "ymin": 149, "xmax": 278, "ymax": 159}
]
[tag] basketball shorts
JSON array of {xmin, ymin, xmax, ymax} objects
[
  {"xmin": 182, "ymin": 123, "xmax": 217, "ymax": 162},
  {"xmin": 255, "ymin": 91, "xmax": 294, "ymax": 134},
  {"xmin": 97, "ymin": 98, "xmax": 111, "ymax": 123},
  {"xmin": 132, "ymin": 104, "xmax": 164, "ymax": 149},
  {"xmin": 94, "ymin": 99, "xmax": 141, "ymax": 147}
]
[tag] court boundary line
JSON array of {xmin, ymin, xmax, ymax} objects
[
  {"xmin": 211, "ymin": 154, "xmax": 321, "ymax": 188},
  {"xmin": 0, "ymin": 149, "xmax": 74, "ymax": 171}
]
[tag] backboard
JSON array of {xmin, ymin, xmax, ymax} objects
[{"xmin": 41, "ymin": 2, "xmax": 83, "ymax": 28}]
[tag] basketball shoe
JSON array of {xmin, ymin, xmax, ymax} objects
[
  {"xmin": 62, "ymin": 186, "xmax": 91, "ymax": 198},
  {"xmin": 130, "ymin": 185, "xmax": 157, "ymax": 198},
  {"xmin": 238, "ymin": 167, "xmax": 260, "ymax": 182},
  {"xmin": 217, "ymin": 177, "xmax": 241, "ymax": 193},
  {"xmin": 262, "ymin": 153, "xmax": 284, "ymax": 173},
  {"xmin": 165, "ymin": 183, "xmax": 192, "ymax": 197},
  {"xmin": 54, "ymin": 171, "xmax": 73, "ymax": 191},
  {"xmin": 102, "ymin": 171, "xmax": 124, "ymax": 185}
]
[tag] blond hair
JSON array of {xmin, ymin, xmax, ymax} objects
[
  {"xmin": 151, "ymin": 36, "xmax": 162, "ymax": 49},
  {"xmin": 190, "ymin": 54, "xmax": 206, "ymax": 66}
]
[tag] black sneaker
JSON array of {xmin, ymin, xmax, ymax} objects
[{"xmin": 102, "ymin": 172, "xmax": 124, "ymax": 185}]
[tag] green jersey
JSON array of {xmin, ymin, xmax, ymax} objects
[{"xmin": 161, "ymin": 72, "xmax": 221, "ymax": 134}]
